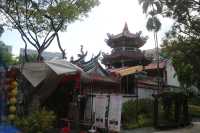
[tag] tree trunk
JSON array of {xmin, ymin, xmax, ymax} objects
[
  {"xmin": 154, "ymin": 97, "xmax": 158, "ymax": 128},
  {"xmin": 21, "ymin": 34, "xmax": 29, "ymax": 62},
  {"xmin": 154, "ymin": 31, "xmax": 160, "ymax": 90},
  {"xmin": 24, "ymin": 42, "xmax": 29, "ymax": 62},
  {"xmin": 55, "ymin": 32, "xmax": 66, "ymax": 59},
  {"xmin": 37, "ymin": 48, "xmax": 43, "ymax": 62},
  {"xmin": 155, "ymin": 32, "xmax": 160, "ymax": 89}
]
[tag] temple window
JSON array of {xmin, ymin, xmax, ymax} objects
[
  {"xmin": 112, "ymin": 47, "xmax": 138, "ymax": 53},
  {"xmin": 121, "ymin": 74, "xmax": 135, "ymax": 94},
  {"xmin": 125, "ymin": 47, "xmax": 137, "ymax": 52}
]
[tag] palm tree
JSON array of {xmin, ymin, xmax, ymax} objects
[{"xmin": 138, "ymin": 0, "xmax": 162, "ymax": 89}]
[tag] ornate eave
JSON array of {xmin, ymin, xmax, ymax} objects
[
  {"xmin": 80, "ymin": 52, "xmax": 102, "ymax": 72},
  {"xmin": 110, "ymin": 23, "xmax": 137, "ymax": 39},
  {"xmin": 102, "ymin": 51, "xmax": 152, "ymax": 67},
  {"xmin": 72, "ymin": 51, "xmax": 119, "ymax": 84},
  {"xmin": 106, "ymin": 37, "xmax": 145, "ymax": 48},
  {"xmin": 102, "ymin": 51, "xmax": 145, "ymax": 63},
  {"xmin": 105, "ymin": 23, "xmax": 147, "ymax": 48},
  {"xmin": 71, "ymin": 50, "xmax": 108, "ymax": 75},
  {"xmin": 71, "ymin": 51, "xmax": 88, "ymax": 65}
]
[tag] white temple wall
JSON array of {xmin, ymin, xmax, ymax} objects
[
  {"xmin": 166, "ymin": 60, "xmax": 180, "ymax": 88},
  {"xmin": 138, "ymin": 88, "xmax": 155, "ymax": 99}
]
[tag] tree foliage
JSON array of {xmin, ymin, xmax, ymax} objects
[
  {"xmin": 14, "ymin": 108, "xmax": 56, "ymax": 133},
  {"xmin": 138, "ymin": 0, "xmax": 162, "ymax": 62},
  {"xmin": 139, "ymin": 0, "xmax": 200, "ymax": 90},
  {"xmin": 146, "ymin": 16, "xmax": 161, "ymax": 32},
  {"xmin": 160, "ymin": 0, "xmax": 200, "ymax": 38},
  {"xmin": 139, "ymin": 0, "xmax": 200, "ymax": 37},
  {"xmin": 162, "ymin": 37, "xmax": 200, "ymax": 90},
  {"xmin": 0, "ymin": 26, "xmax": 15, "ymax": 65},
  {"xmin": 138, "ymin": 0, "xmax": 162, "ymax": 87},
  {"xmin": 0, "ymin": 41, "xmax": 14, "ymax": 65},
  {"xmin": 17, "ymin": 54, "xmax": 38, "ymax": 63},
  {"xmin": 154, "ymin": 0, "xmax": 200, "ymax": 90},
  {"xmin": 0, "ymin": 0, "xmax": 99, "ymax": 61},
  {"xmin": 138, "ymin": 0, "xmax": 162, "ymax": 32}
]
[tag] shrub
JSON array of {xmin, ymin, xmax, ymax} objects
[
  {"xmin": 155, "ymin": 92, "xmax": 190, "ymax": 129},
  {"xmin": 122, "ymin": 100, "xmax": 137, "ymax": 123},
  {"xmin": 122, "ymin": 99, "xmax": 154, "ymax": 129},
  {"xmin": 188, "ymin": 96, "xmax": 200, "ymax": 118},
  {"xmin": 189, "ymin": 96, "xmax": 200, "ymax": 106},
  {"xmin": 189, "ymin": 105, "xmax": 200, "ymax": 118},
  {"xmin": 14, "ymin": 108, "xmax": 56, "ymax": 133}
]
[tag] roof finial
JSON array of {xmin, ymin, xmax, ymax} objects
[{"xmin": 123, "ymin": 22, "xmax": 129, "ymax": 33}]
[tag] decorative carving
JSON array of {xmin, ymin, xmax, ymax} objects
[{"xmin": 70, "ymin": 56, "xmax": 74, "ymax": 62}]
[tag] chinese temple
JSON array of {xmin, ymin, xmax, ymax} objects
[
  {"xmin": 71, "ymin": 45, "xmax": 120, "ymax": 94},
  {"xmin": 102, "ymin": 23, "xmax": 180, "ymax": 98},
  {"xmin": 70, "ymin": 46, "xmax": 120, "ymax": 123},
  {"xmin": 102, "ymin": 23, "xmax": 152, "ymax": 96},
  {"xmin": 1, "ymin": 23, "xmax": 181, "ymax": 132},
  {"xmin": 102, "ymin": 23, "xmax": 151, "ymax": 68}
]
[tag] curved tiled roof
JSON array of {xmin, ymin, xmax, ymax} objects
[
  {"xmin": 71, "ymin": 52, "xmax": 118, "ymax": 84},
  {"xmin": 110, "ymin": 23, "xmax": 137, "ymax": 39},
  {"xmin": 71, "ymin": 51, "xmax": 88, "ymax": 64},
  {"xmin": 145, "ymin": 61, "xmax": 166, "ymax": 70},
  {"xmin": 102, "ymin": 51, "xmax": 145, "ymax": 63},
  {"xmin": 105, "ymin": 23, "xmax": 147, "ymax": 48}
]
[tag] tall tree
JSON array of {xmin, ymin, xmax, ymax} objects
[
  {"xmin": 138, "ymin": 0, "xmax": 162, "ymax": 87},
  {"xmin": 152, "ymin": 0, "xmax": 200, "ymax": 90},
  {"xmin": 162, "ymin": 37, "xmax": 200, "ymax": 90},
  {"xmin": 0, "ymin": 0, "xmax": 99, "ymax": 61}
]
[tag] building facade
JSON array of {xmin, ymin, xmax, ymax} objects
[
  {"xmin": 20, "ymin": 48, "xmax": 62, "ymax": 60},
  {"xmin": 102, "ymin": 23, "xmax": 180, "ymax": 99}
]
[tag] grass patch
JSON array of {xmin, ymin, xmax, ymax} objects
[
  {"xmin": 189, "ymin": 104, "xmax": 200, "ymax": 118},
  {"xmin": 189, "ymin": 96, "xmax": 200, "ymax": 106},
  {"xmin": 123, "ymin": 116, "xmax": 153, "ymax": 129}
]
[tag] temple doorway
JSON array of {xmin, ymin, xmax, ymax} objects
[{"xmin": 43, "ymin": 79, "xmax": 77, "ymax": 127}]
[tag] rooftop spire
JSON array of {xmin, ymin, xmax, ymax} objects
[{"xmin": 123, "ymin": 22, "xmax": 130, "ymax": 34}]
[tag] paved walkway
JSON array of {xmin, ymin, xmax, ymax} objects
[
  {"xmin": 155, "ymin": 122, "xmax": 200, "ymax": 133},
  {"xmin": 122, "ymin": 122, "xmax": 200, "ymax": 133},
  {"xmin": 121, "ymin": 127, "xmax": 155, "ymax": 133}
]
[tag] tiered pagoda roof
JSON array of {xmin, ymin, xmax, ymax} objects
[
  {"xmin": 102, "ymin": 23, "xmax": 151, "ymax": 68},
  {"xmin": 105, "ymin": 23, "xmax": 147, "ymax": 48}
]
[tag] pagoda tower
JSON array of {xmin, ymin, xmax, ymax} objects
[{"xmin": 102, "ymin": 23, "xmax": 150, "ymax": 68}]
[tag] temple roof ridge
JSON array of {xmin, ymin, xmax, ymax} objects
[
  {"xmin": 105, "ymin": 23, "xmax": 148, "ymax": 48},
  {"xmin": 122, "ymin": 22, "xmax": 130, "ymax": 35},
  {"xmin": 83, "ymin": 51, "xmax": 101, "ymax": 65},
  {"xmin": 71, "ymin": 51, "xmax": 87, "ymax": 64},
  {"xmin": 106, "ymin": 22, "xmax": 140, "ymax": 41}
]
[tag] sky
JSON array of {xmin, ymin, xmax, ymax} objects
[{"xmin": 1, "ymin": 0, "xmax": 173, "ymax": 60}]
